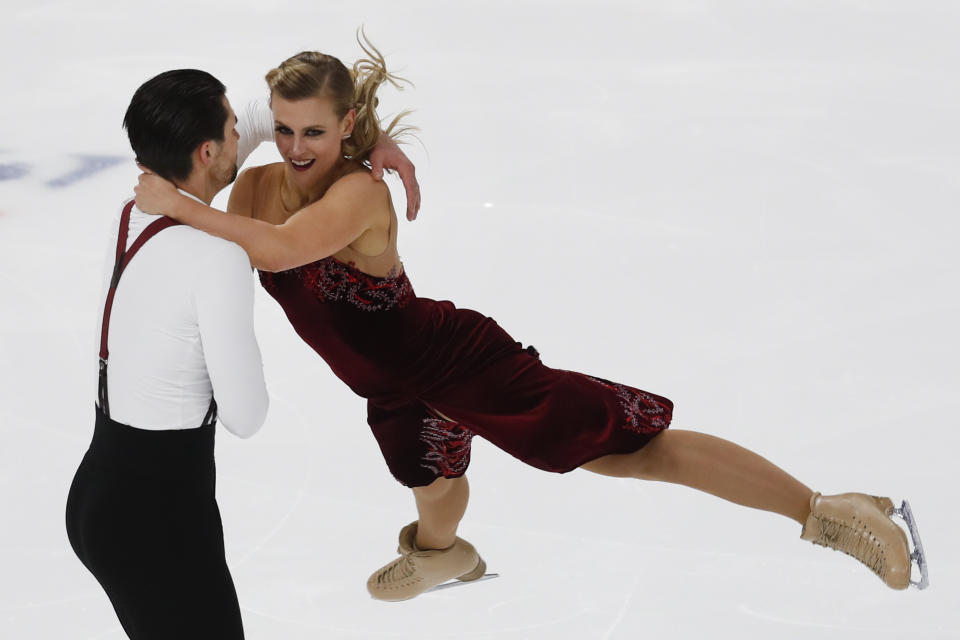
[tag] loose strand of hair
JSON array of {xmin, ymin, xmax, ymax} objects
[{"xmin": 345, "ymin": 27, "xmax": 418, "ymax": 161}]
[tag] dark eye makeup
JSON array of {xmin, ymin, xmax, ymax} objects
[{"xmin": 274, "ymin": 125, "xmax": 325, "ymax": 137}]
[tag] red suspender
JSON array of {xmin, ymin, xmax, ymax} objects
[
  {"xmin": 99, "ymin": 201, "xmax": 181, "ymax": 361},
  {"xmin": 97, "ymin": 201, "xmax": 182, "ymax": 417}
]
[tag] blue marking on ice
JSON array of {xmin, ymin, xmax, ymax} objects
[
  {"xmin": 46, "ymin": 155, "xmax": 127, "ymax": 188},
  {"xmin": 0, "ymin": 163, "xmax": 30, "ymax": 181}
]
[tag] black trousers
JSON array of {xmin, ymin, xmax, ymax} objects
[{"xmin": 66, "ymin": 407, "xmax": 244, "ymax": 639}]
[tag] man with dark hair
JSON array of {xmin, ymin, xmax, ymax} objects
[
  {"xmin": 65, "ymin": 68, "xmax": 420, "ymax": 639},
  {"xmin": 123, "ymin": 68, "xmax": 237, "ymax": 183}
]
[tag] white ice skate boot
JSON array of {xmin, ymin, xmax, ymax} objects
[
  {"xmin": 801, "ymin": 492, "xmax": 929, "ymax": 590},
  {"xmin": 367, "ymin": 521, "xmax": 487, "ymax": 601}
]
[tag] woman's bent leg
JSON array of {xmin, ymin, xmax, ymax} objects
[
  {"xmin": 581, "ymin": 429, "xmax": 813, "ymax": 524},
  {"xmin": 367, "ymin": 475, "xmax": 485, "ymax": 601},
  {"xmin": 412, "ymin": 475, "xmax": 470, "ymax": 549}
]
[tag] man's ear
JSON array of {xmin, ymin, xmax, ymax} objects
[{"xmin": 196, "ymin": 140, "xmax": 215, "ymax": 168}]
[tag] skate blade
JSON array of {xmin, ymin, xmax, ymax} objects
[
  {"xmin": 427, "ymin": 573, "xmax": 500, "ymax": 593},
  {"xmin": 891, "ymin": 500, "xmax": 930, "ymax": 590}
]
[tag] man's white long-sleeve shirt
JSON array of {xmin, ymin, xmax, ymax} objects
[{"xmin": 95, "ymin": 194, "xmax": 268, "ymax": 437}]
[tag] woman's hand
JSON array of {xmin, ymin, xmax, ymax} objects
[
  {"xmin": 133, "ymin": 171, "xmax": 182, "ymax": 217},
  {"xmin": 369, "ymin": 132, "xmax": 421, "ymax": 221}
]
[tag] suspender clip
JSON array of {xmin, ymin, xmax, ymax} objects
[{"xmin": 98, "ymin": 357, "xmax": 110, "ymax": 417}]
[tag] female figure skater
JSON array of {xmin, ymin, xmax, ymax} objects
[{"xmin": 133, "ymin": 38, "xmax": 928, "ymax": 600}]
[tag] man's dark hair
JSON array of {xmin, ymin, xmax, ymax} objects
[{"xmin": 123, "ymin": 69, "xmax": 228, "ymax": 181}]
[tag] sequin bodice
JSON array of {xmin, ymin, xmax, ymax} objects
[{"xmin": 260, "ymin": 256, "xmax": 413, "ymax": 312}]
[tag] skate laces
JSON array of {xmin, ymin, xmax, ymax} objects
[
  {"xmin": 376, "ymin": 554, "xmax": 420, "ymax": 585},
  {"xmin": 811, "ymin": 515, "xmax": 887, "ymax": 578}
]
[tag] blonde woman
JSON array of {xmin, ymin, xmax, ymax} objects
[{"xmin": 133, "ymin": 37, "xmax": 927, "ymax": 601}]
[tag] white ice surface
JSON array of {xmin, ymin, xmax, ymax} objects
[{"xmin": 1, "ymin": 1, "xmax": 958, "ymax": 638}]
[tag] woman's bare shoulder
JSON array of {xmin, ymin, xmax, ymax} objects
[
  {"xmin": 229, "ymin": 163, "xmax": 284, "ymax": 218},
  {"xmin": 240, "ymin": 162, "xmax": 284, "ymax": 185},
  {"xmin": 328, "ymin": 165, "xmax": 390, "ymax": 202}
]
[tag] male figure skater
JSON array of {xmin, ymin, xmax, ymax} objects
[{"xmin": 65, "ymin": 68, "xmax": 419, "ymax": 639}]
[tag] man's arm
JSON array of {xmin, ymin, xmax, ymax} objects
[
  {"xmin": 194, "ymin": 242, "xmax": 269, "ymax": 438},
  {"xmin": 236, "ymin": 98, "xmax": 275, "ymax": 169},
  {"xmin": 369, "ymin": 131, "xmax": 421, "ymax": 221}
]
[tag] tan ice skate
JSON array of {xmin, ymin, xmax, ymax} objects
[
  {"xmin": 801, "ymin": 492, "xmax": 929, "ymax": 590},
  {"xmin": 366, "ymin": 521, "xmax": 489, "ymax": 601}
]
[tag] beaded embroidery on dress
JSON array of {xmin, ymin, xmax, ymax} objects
[
  {"xmin": 419, "ymin": 416, "xmax": 475, "ymax": 478},
  {"xmin": 583, "ymin": 374, "xmax": 672, "ymax": 433},
  {"xmin": 266, "ymin": 257, "xmax": 414, "ymax": 311}
]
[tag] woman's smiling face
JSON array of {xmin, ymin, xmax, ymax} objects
[{"xmin": 271, "ymin": 94, "xmax": 355, "ymax": 187}]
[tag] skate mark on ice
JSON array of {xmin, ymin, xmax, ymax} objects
[
  {"xmin": 482, "ymin": 594, "xmax": 599, "ymax": 632},
  {"xmin": 238, "ymin": 604, "xmax": 333, "ymax": 635},
  {"xmin": 245, "ymin": 595, "xmax": 596, "ymax": 636},
  {"xmin": 0, "ymin": 591, "xmax": 100, "ymax": 614},
  {"xmin": 483, "ymin": 521, "xmax": 634, "ymax": 551},
  {"xmin": 602, "ymin": 576, "xmax": 640, "ymax": 640},
  {"xmin": 738, "ymin": 603, "xmax": 903, "ymax": 632},
  {"xmin": 243, "ymin": 600, "xmax": 566, "ymax": 638},
  {"xmin": 233, "ymin": 487, "xmax": 308, "ymax": 567},
  {"xmin": 232, "ymin": 393, "xmax": 315, "ymax": 568},
  {"xmin": 477, "ymin": 605, "xmax": 596, "ymax": 634}
]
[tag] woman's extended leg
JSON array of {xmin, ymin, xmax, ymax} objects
[
  {"xmin": 581, "ymin": 428, "xmax": 921, "ymax": 589},
  {"xmin": 580, "ymin": 429, "xmax": 814, "ymax": 524}
]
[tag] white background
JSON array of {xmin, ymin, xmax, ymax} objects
[{"xmin": 1, "ymin": 1, "xmax": 957, "ymax": 638}]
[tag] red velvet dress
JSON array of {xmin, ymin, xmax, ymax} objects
[{"xmin": 259, "ymin": 257, "xmax": 673, "ymax": 487}]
